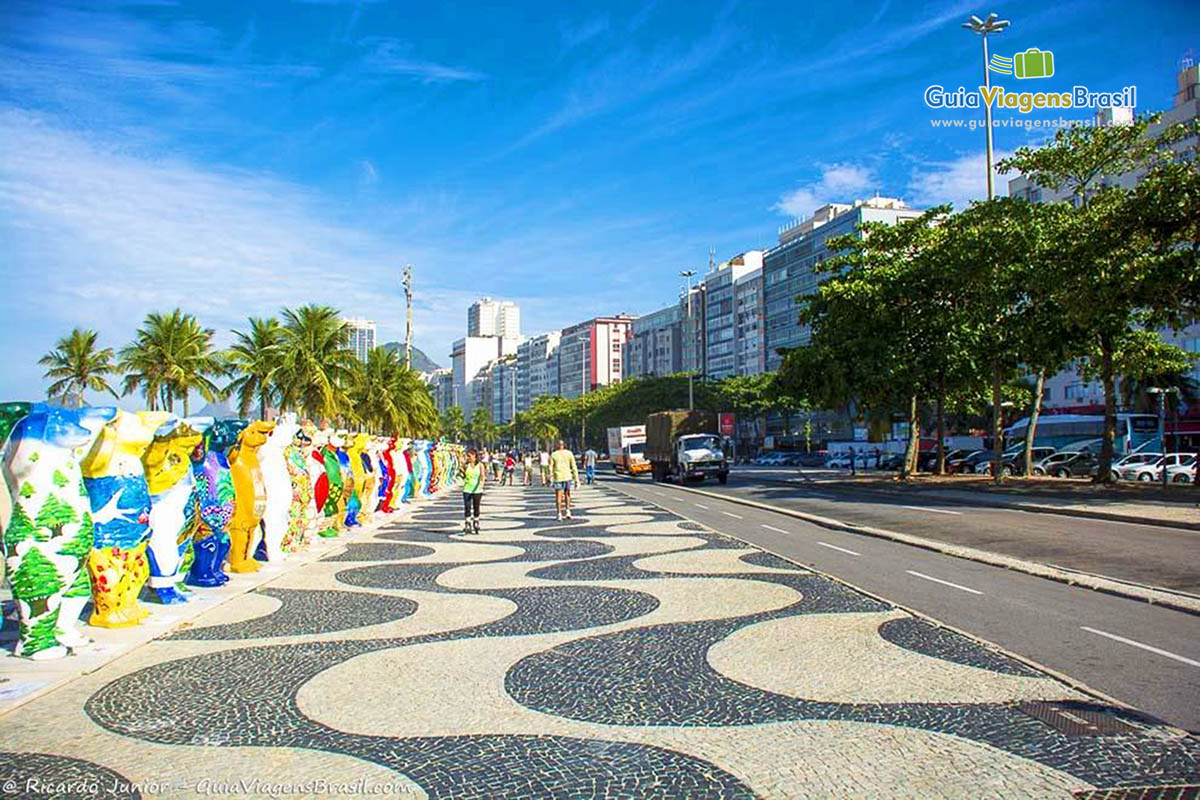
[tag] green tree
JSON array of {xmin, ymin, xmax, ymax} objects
[
  {"xmin": 274, "ymin": 305, "xmax": 357, "ymax": 422},
  {"xmin": 346, "ymin": 347, "xmax": 438, "ymax": 436},
  {"xmin": 225, "ymin": 316, "xmax": 284, "ymax": 419},
  {"xmin": 4, "ymin": 504, "xmax": 36, "ymax": 550},
  {"xmin": 467, "ymin": 407, "xmax": 497, "ymax": 447},
  {"xmin": 439, "ymin": 406, "xmax": 466, "ymax": 441},
  {"xmin": 120, "ymin": 310, "xmax": 226, "ymax": 414},
  {"xmin": 10, "ymin": 547, "xmax": 65, "ymax": 618},
  {"xmin": 34, "ymin": 493, "xmax": 77, "ymax": 538},
  {"xmin": 38, "ymin": 328, "xmax": 119, "ymax": 407},
  {"xmin": 998, "ymin": 114, "xmax": 1183, "ymax": 481}
]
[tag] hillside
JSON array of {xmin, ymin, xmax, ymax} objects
[{"xmin": 381, "ymin": 341, "xmax": 442, "ymax": 373}]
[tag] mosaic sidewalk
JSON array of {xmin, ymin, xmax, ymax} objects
[{"xmin": 2, "ymin": 483, "xmax": 1198, "ymax": 799}]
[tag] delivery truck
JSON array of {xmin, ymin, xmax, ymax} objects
[
  {"xmin": 645, "ymin": 410, "xmax": 729, "ymax": 484},
  {"xmin": 607, "ymin": 425, "xmax": 650, "ymax": 476}
]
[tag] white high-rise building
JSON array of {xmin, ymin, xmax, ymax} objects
[
  {"xmin": 468, "ymin": 298, "xmax": 521, "ymax": 340},
  {"xmin": 342, "ymin": 318, "xmax": 376, "ymax": 362}
]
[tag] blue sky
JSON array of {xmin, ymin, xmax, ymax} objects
[{"xmin": 1, "ymin": 0, "xmax": 1196, "ymax": 403}]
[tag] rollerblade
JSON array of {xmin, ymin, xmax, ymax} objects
[{"xmin": 471, "ymin": 516, "xmax": 481, "ymax": 535}]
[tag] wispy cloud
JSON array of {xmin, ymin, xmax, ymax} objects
[
  {"xmin": 907, "ymin": 150, "xmax": 1011, "ymax": 211},
  {"xmin": 559, "ymin": 16, "xmax": 609, "ymax": 51},
  {"xmin": 774, "ymin": 163, "xmax": 877, "ymax": 218},
  {"xmin": 357, "ymin": 37, "xmax": 487, "ymax": 83}
]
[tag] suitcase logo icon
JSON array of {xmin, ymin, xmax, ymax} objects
[
  {"xmin": 1013, "ymin": 48, "xmax": 1055, "ymax": 79},
  {"xmin": 987, "ymin": 48, "xmax": 1055, "ymax": 79}
]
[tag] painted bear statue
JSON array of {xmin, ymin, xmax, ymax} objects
[
  {"xmin": 143, "ymin": 416, "xmax": 208, "ymax": 604},
  {"xmin": 227, "ymin": 420, "xmax": 274, "ymax": 573},
  {"xmin": 259, "ymin": 413, "xmax": 298, "ymax": 562}
]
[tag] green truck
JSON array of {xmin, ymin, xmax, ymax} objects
[{"xmin": 645, "ymin": 410, "xmax": 729, "ymax": 484}]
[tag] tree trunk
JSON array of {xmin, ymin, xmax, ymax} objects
[
  {"xmin": 260, "ymin": 390, "xmax": 267, "ymax": 422},
  {"xmin": 935, "ymin": 374, "xmax": 947, "ymax": 475},
  {"xmin": 991, "ymin": 361, "xmax": 1004, "ymax": 485},
  {"xmin": 1023, "ymin": 369, "xmax": 1045, "ymax": 476},
  {"xmin": 902, "ymin": 394, "xmax": 920, "ymax": 479},
  {"xmin": 183, "ymin": 393, "xmax": 189, "ymax": 417},
  {"xmin": 1096, "ymin": 338, "xmax": 1117, "ymax": 483}
]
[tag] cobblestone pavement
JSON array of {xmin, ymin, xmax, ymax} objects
[{"xmin": 2, "ymin": 483, "xmax": 1199, "ymax": 798}]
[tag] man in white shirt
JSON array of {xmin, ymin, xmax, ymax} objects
[
  {"xmin": 538, "ymin": 449, "xmax": 551, "ymax": 486},
  {"xmin": 583, "ymin": 447, "xmax": 598, "ymax": 485}
]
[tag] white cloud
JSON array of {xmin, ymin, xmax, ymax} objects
[
  {"xmin": 773, "ymin": 163, "xmax": 876, "ymax": 218},
  {"xmin": 906, "ymin": 150, "xmax": 1012, "ymax": 211}
]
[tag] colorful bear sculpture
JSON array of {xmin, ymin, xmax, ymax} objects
[
  {"xmin": 227, "ymin": 420, "xmax": 274, "ymax": 573},
  {"xmin": 143, "ymin": 416, "xmax": 209, "ymax": 604}
]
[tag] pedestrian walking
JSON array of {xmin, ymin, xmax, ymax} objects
[
  {"xmin": 849, "ymin": 445, "xmax": 857, "ymax": 476},
  {"xmin": 503, "ymin": 452, "xmax": 515, "ymax": 485},
  {"xmin": 583, "ymin": 446, "xmax": 598, "ymax": 486},
  {"xmin": 549, "ymin": 440, "xmax": 579, "ymax": 520},
  {"xmin": 539, "ymin": 448, "xmax": 551, "ymax": 486},
  {"xmin": 460, "ymin": 449, "xmax": 486, "ymax": 535},
  {"xmin": 522, "ymin": 452, "xmax": 534, "ymax": 486},
  {"xmin": 874, "ymin": 447, "xmax": 881, "ymax": 470}
]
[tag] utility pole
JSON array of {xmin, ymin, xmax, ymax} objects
[
  {"xmin": 963, "ymin": 13, "xmax": 1010, "ymax": 201},
  {"xmin": 402, "ymin": 265, "xmax": 413, "ymax": 370}
]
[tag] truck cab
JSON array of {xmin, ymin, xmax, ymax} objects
[
  {"xmin": 675, "ymin": 433, "xmax": 728, "ymax": 483},
  {"xmin": 645, "ymin": 410, "xmax": 730, "ymax": 485}
]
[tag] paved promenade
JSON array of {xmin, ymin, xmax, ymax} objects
[{"xmin": 2, "ymin": 483, "xmax": 1199, "ymax": 798}]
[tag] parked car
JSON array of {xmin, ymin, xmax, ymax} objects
[
  {"xmin": 753, "ymin": 452, "xmax": 785, "ymax": 466},
  {"xmin": 1104, "ymin": 451, "xmax": 1162, "ymax": 481},
  {"xmin": 1033, "ymin": 451, "xmax": 1088, "ymax": 476},
  {"xmin": 915, "ymin": 448, "xmax": 970, "ymax": 472},
  {"xmin": 1124, "ymin": 453, "xmax": 1197, "ymax": 483},
  {"xmin": 978, "ymin": 447, "xmax": 1057, "ymax": 476},
  {"xmin": 947, "ymin": 449, "xmax": 989, "ymax": 475},
  {"xmin": 1168, "ymin": 463, "xmax": 1197, "ymax": 484},
  {"xmin": 1040, "ymin": 451, "xmax": 1098, "ymax": 478},
  {"xmin": 879, "ymin": 453, "xmax": 906, "ymax": 470},
  {"xmin": 826, "ymin": 452, "xmax": 871, "ymax": 469}
]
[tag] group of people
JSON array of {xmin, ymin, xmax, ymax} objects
[{"xmin": 461, "ymin": 442, "xmax": 598, "ymax": 533}]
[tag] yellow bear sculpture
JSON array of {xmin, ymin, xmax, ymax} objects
[{"xmin": 227, "ymin": 420, "xmax": 274, "ymax": 573}]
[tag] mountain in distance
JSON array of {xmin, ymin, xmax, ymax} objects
[{"xmin": 381, "ymin": 341, "xmax": 442, "ymax": 373}]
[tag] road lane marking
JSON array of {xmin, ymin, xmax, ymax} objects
[
  {"xmin": 816, "ymin": 541, "xmax": 860, "ymax": 556},
  {"xmin": 722, "ymin": 511, "xmax": 743, "ymax": 519},
  {"xmin": 1080, "ymin": 626, "xmax": 1200, "ymax": 667},
  {"xmin": 899, "ymin": 505, "xmax": 963, "ymax": 515},
  {"xmin": 905, "ymin": 570, "xmax": 983, "ymax": 595},
  {"xmin": 761, "ymin": 524, "xmax": 789, "ymax": 534},
  {"xmin": 694, "ymin": 503, "xmax": 709, "ymax": 510}
]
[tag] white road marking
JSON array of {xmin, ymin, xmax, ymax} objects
[
  {"xmin": 722, "ymin": 511, "xmax": 743, "ymax": 519},
  {"xmin": 816, "ymin": 541, "xmax": 860, "ymax": 556},
  {"xmin": 905, "ymin": 570, "xmax": 983, "ymax": 595},
  {"xmin": 761, "ymin": 524, "xmax": 790, "ymax": 534},
  {"xmin": 1080, "ymin": 626, "xmax": 1200, "ymax": 667},
  {"xmin": 694, "ymin": 503, "xmax": 709, "ymax": 510},
  {"xmin": 899, "ymin": 505, "xmax": 963, "ymax": 515}
]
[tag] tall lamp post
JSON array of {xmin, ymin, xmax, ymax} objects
[
  {"xmin": 962, "ymin": 12, "xmax": 1010, "ymax": 201},
  {"xmin": 680, "ymin": 269, "xmax": 697, "ymax": 411}
]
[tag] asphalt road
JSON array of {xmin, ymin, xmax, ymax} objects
[
  {"xmin": 692, "ymin": 466, "xmax": 1200, "ymax": 593},
  {"xmin": 602, "ymin": 472, "xmax": 1200, "ymax": 733}
]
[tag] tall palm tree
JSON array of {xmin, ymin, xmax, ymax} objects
[
  {"xmin": 38, "ymin": 328, "xmax": 119, "ymax": 407},
  {"xmin": 275, "ymin": 305, "xmax": 356, "ymax": 422},
  {"xmin": 225, "ymin": 316, "xmax": 284, "ymax": 419},
  {"xmin": 439, "ymin": 406, "xmax": 466, "ymax": 441},
  {"xmin": 347, "ymin": 347, "xmax": 439, "ymax": 436},
  {"xmin": 119, "ymin": 310, "xmax": 225, "ymax": 415}
]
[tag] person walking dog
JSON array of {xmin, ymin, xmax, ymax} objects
[
  {"xmin": 550, "ymin": 440, "xmax": 580, "ymax": 521},
  {"xmin": 460, "ymin": 449, "xmax": 486, "ymax": 535}
]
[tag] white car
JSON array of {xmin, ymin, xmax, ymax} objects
[
  {"xmin": 1167, "ymin": 463, "xmax": 1197, "ymax": 484},
  {"xmin": 1126, "ymin": 453, "xmax": 1196, "ymax": 483},
  {"xmin": 1109, "ymin": 452, "xmax": 1162, "ymax": 481}
]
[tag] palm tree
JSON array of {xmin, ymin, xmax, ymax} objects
[
  {"xmin": 274, "ymin": 305, "xmax": 356, "ymax": 422},
  {"xmin": 38, "ymin": 329, "xmax": 119, "ymax": 407},
  {"xmin": 225, "ymin": 317, "xmax": 284, "ymax": 419},
  {"xmin": 119, "ymin": 310, "xmax": 225, "ymax": 415},
  {"xmin": 440, "ymin": 406, "xmax": 466, "ymax": 441}
]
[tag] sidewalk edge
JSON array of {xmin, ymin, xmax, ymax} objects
[{"xmin": 661, "ymin": 480, "xmax": 1200, "ymax": 617}]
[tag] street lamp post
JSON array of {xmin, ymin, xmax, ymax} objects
[
  {"xmin": 680, "ymin": 269, "xmax": 697, "ymax": 411},
  {"xmin": 963, "ymin": 12, "xmax": 1010, "ymax": 201}
]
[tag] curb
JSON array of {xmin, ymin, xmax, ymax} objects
[
  {"xmin": 643, "ymin": 479, "xmax": 1200, "ymax": 617},
  {"xmin": 740, "ymin": 470, "xmax": 1200, "ymax": 532},
  {"xmin": 606, "ymin": 480, "xmax": 1192, "ymax": 737}
]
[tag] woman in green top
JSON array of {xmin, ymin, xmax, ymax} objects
[{"xmin": 460, "ymin": 448, "xmax": 486, "ymax": 535}]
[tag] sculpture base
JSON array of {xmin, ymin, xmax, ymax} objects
[{"xmin": 150, "ymin": 586, "xmax": 190, "ymax": 604}]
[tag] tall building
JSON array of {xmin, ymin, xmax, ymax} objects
[
  {"xmin": 1008, "ymin": 61, "xmax": 1200, "ymax": 414},
  {"xmin": 342, "ymin": 317, "xmax": 377, "ymax": 362},
  {"xmin": 624, "ymin": 304, "xmax": 685, "ymax": 379},
  {"xmin": 488, "ymin": 356, "xmax": 519, "ymax": 424},
  {"xmin": 733, "ymin": 266, "xmax": 766, "ymax": 376},
  {"xmin": 558, "ymin": 316, "xmax": 635, "ymax": 398},
  {"xmin": 516, "ymin": 332, "xmax": 561, "ymax": 411},
  {"xmin": 763, "ymin": 197, "xmax": 925, "ymax": 372},
  {"xmin": 428, "ymin": 368, "xmax": 454, "ymax": 413},
  {"xmin": 703, "ymin": 251, "xmax": 763, "ymax": 379},
  {"xmin": 450, "ymin": 336, "xmax": 503, "ymax": 418},
  {"xmin": 468, "ymin": 298, "xmax": 521, "ymax": 339}
]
